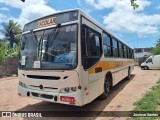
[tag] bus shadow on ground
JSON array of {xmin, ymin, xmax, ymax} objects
[{"xmin": 16, "ymin": 74, "xmax": 135, "ymax": 120}]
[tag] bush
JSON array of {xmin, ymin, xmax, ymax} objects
[
  {"xmin": 0, "ymin": 42, "xmax": 19, "ymax": 76},
  {"xmin": 151, "ymin": 47, "xmax": 160, "ymax": 55},
  {"xmin": 0, "ymin": 43, "xmax": 19, "ymax": 66},
  {"xmin": 0, "ymin": 42, "xmax": 7, "ymax": 66}
]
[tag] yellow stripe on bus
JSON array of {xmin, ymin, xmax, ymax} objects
[{"xmin": 88, "ymin": 60, "xmax": 134, "ymax": 74}]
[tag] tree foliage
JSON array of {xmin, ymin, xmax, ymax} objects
[
  {"xmin": 0, "ymin": 20, "xmax": 22, "ymax": 47},
  {"xmin": 130, "ymin": 0, "xmax": 139, "ymax": 10},
  {"xmin": 156, "ymin": 39, "xmax": 160, "ymax": 47},
  {"xmin": 152, "ymin": 39, "xmax": 160, "ymax": 55},
  {"xmin": 0, "ymin": 42, "xmax": 19, "ymax": 66}
]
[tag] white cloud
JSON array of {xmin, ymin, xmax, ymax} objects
[
  {"xmin": 0, "ymin": 14, "xmax": 8, "ymax": 23},
  {"xmin": 86, "ymin": 0, "xmax": 160, "ymax": 36},
  {"xmin": 0, "ymin": 0, "xmax": 59, "ymax": 26},
  {"xmin": 86, "ymin": 0, "xmax": 150, "ymax": 10},
  {"xmin": 0, "ymin": 0, "xmax": 45, "ymax": 9},
  {"xmin": 0, "ymin": 7, "xmax": 10, "ymax": 11},
  {"xmin": 86, "ymin": 0, "xmax": 117, "ymax": 10},
  {"xmin": 18, "ymin": 4, "xmax": 58, "ymax": 25}
]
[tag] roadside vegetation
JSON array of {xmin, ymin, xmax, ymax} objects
[
  {"xmin": 0, "ymin": 20, "xmax": 21, "ymax": 77},
  {"xmin": 132, "ymin": 80, "xmax": 160, "ymax": 120},
  {"xmin": 152, "ymin": 39, "xmax": 160, "ymax": 55}
]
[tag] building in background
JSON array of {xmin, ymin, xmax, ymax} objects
[{"xmin": 134, "ymin": 48, "xmax": 153, "ymax": 66}]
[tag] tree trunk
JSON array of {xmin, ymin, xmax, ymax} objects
[{"xmin": 10, "ymin": 33, "xmax": 15, "ymax": 48}]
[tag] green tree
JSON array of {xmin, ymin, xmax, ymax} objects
[
  {"xmin": 156, "ymin": 39, "xmax": 160, "ymax": 47},
  {"xmin": 130, "ymin": 0, "xmax": 139, "ymax": 10},
  {"xmin": 152, "ymin": 47, "xmax": 160, "ymax": 55},
  {"xmin": 0, "ymin": 20, "xmax": 22, "ymax": 48},
  {"xmin": 152, "ymin": 39, "xmax": 160, "ymax": 55}
]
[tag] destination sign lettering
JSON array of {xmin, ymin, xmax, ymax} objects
[
  {"xmin": 36, "ymin": 17, "xmax": 56, "ymax": 28},
  {"xmin": 23, "ymin": 10, "xmax": 78, "ymax": 32}
]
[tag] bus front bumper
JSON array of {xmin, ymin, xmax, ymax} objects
[{"xmin": 18, "ymin": 85, "xmax": 83, "ymax": 106}]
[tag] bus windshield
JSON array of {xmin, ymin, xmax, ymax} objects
[{"xmin": 19, "ymin": 24, "xmax": 78, "ymax": 70}]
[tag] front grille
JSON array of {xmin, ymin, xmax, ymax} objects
[
  {"xmin": 29, "ymin": 85, "xmax": 58, "ymax": 90},
  {"xmin": 27, "ymin": 75, "xmax": 60, "ymax": 80},
  {"xmin": 31, "ymin": 92, "xmax": 53, "ymax": 99}
]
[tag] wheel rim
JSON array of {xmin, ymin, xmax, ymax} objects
[
  {"xmin": 128, "ymin": 69, "xmax": 131, "ymax": 78},
  {"xmin": 104, "ymin": 80, "xmax": 110, "ymax": 95}
]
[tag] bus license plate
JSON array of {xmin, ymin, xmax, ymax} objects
[{"xmin": 60, "ymin": 96, "xmax": 75, "ymax": 105}]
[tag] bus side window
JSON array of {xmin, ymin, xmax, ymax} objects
[
  {"xmin": 119, "ymin": 42, "xmax": 123, "ymax": 58},
  {"xmin": 81, "ymin": 26, "xmax": 87, "ymax": 57},
  {"xmin": 81, "ymin": 25, "xmax": 102, "ymax": 69},
  {"xmin": 124, "ymin": 45, "xmax": 128, "ymax": 58},
  {"xmin": 129, "ymin": 49, "xmax": 132, "ymax": 59},
  {"xmin": 103, "ymin": 33, "xmax": 112, "ymax": 57},
  {"xmin": 112, "ymin": 38, "xmax": 119, "ymax": 58}
]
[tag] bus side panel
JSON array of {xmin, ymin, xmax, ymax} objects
[
  {"xmin": 113, "ymin": 60, "xmax": 124, "ymax": 85},
  {"xmin": 112, "ymin": 59, "xmax": 134, "ymax": 86},
  {"xmin": 80, "ymin": 67, "xmax": 90, "ymax": 105},
  {"xmin": 81, "ymin": 16, "xmax": 104, "ymax": 104}
]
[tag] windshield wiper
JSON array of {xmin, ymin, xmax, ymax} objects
[
  {"xmin": 47, "ymin": 23, "xmax": 61, "ymax": 47},
  {"xmin": 21, "ymin": 35, "xmax": 27, "ymax": 50},
  {"xmin": 38, "ymin": 36, "xmax": 43, "ymax": 57},
  {"xmin": 30, "ymin": 29, "xmax": 38, "ymax": 46}
]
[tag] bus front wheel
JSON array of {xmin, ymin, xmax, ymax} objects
[{"xmin": 100, "ymin": 78, "xmax": 111, "ymax": 99}]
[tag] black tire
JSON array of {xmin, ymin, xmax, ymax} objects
[
  {"xmin": 125, "ymin": 68, "xmax": 131, "ymax": 80},
  {"xmin": 100, "ymin": 78, "xmax": 111, "ymax": 99},
  {"xmin": 144, "ymin": 66, "xmax": 149, "ymax": 70}
]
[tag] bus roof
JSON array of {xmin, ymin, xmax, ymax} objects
[{"xmin": 23, "ymin": 8, "xmax": 133, "ymax": 49}]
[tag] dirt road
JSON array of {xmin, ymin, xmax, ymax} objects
[{"xmin": 0, "ymin": 66, "xmax": 160, "ymax": 120}]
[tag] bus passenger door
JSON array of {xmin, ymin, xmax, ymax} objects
[{"xmin": 81, "ymin": 23, "xmax": 104, "ymax": 102}]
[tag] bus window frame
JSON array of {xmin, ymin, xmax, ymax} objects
[
  {"xmin": 102, "ymin": 32, "xmax": 113, "ymax": 57},
  {"xmin": 112, "ymin": 37, "xmax": 119, "ymax": 58},
  {"xmin": 81, "ymin": 24, "xmax": 103, "ymax": 70}
]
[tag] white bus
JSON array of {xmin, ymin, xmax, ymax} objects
[{"xmin": 18, "ymin": 9, "xmax": 134, "ymax": 106}]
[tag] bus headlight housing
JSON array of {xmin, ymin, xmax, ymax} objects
[
  {"xmin": 71, "ymin": 87, "xmax": 77, "ymax": 92},
  {"xmin": 64, "ymin": 87, "xmax": 70, "ymax": 92},
  {"xmin": 63, "ymin": 87, "xmax": 77, "ymax": 93},
  {"xmin": 19, "ymin": 81, "xmax": 27, "ymax": 88}
]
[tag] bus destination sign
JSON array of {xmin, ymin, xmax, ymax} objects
[
  {"xmin": 36, "ymin": 17, "xmax": 56, "ymax": 28},
  {"xmin": 23, "ymin": 10, "xmax": 78, "ymax": 32}
]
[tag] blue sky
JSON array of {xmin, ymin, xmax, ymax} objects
[{"xmin": 0, "ymin": 0, "xmax": 160, "ymax": 48}]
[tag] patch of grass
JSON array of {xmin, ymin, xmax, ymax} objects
[{"xmin": 132, "ymin": 80, "xmax": 160, "ymax": 120}]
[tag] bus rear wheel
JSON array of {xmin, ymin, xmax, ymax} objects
[
  {"xmin": 100, "ymin": 78, "xmax": 111, "ymax": 99},
  {"xmin": 125, "ymin": 68, "xmax": 131, "ymax": 80}
]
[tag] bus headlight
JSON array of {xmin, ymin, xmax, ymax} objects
[
  {"xmin": 63, "ymin": 87, "xmax": 77, "ymax": 93},
  {"xmin": 64, "ymin": 87, "xmax": 70, "ymax": 92},
  {"xmin": 71, "ymin": 87, "xmax": 77, "ymax": 92},
  {"xmin": 19, "ymin": 81, "xmax": 27, "ymax": 88}
]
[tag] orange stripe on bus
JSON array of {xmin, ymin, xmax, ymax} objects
[{"xmin": 88, "ymin": 60, "xmax": 134, "ymax": 74}]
